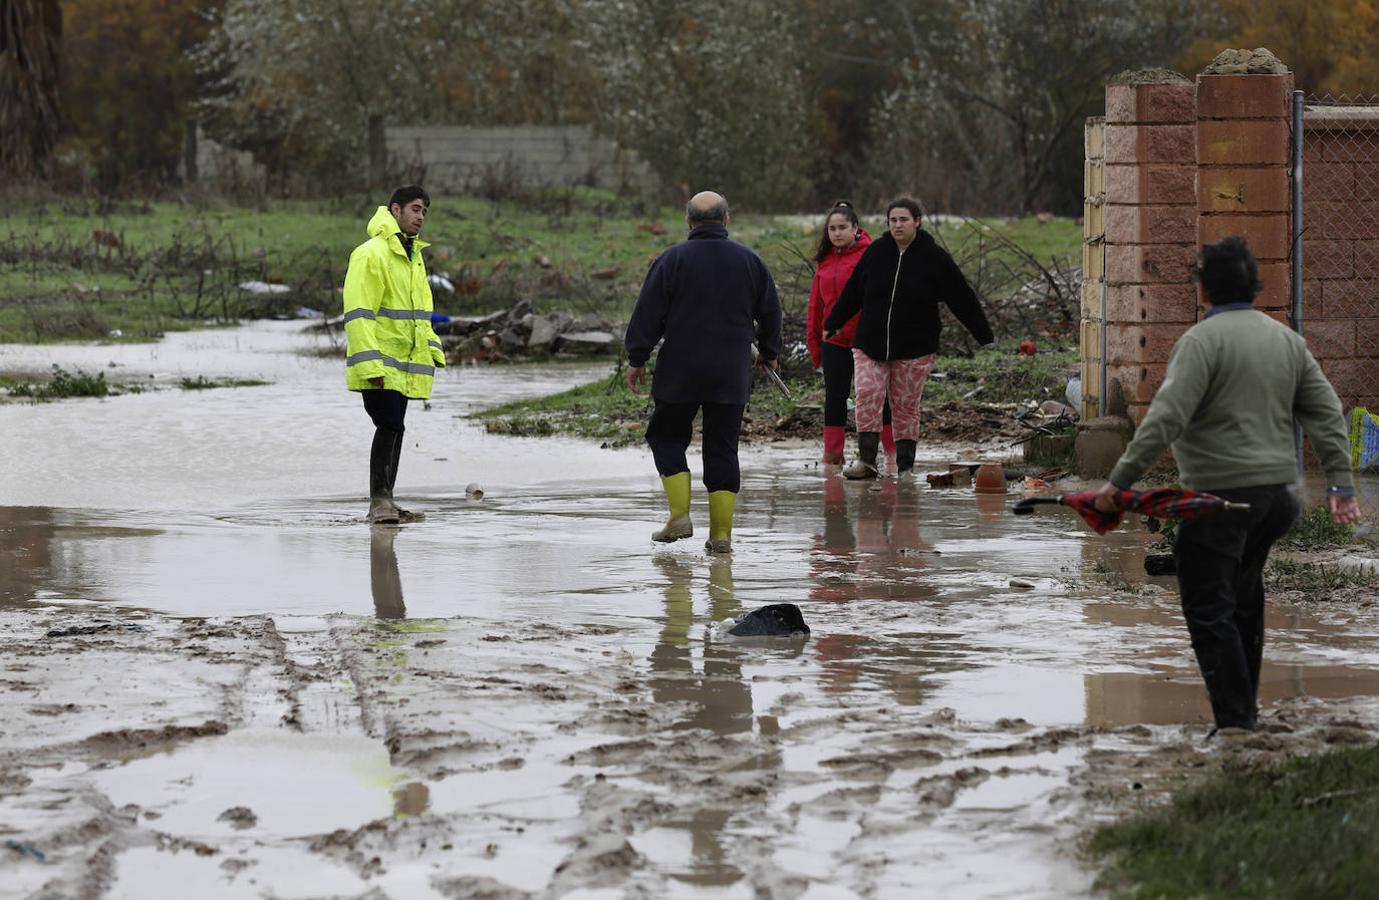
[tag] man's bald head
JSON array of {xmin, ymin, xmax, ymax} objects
[{"xmin": 686, "ymin": 191, "xmax": 729, "ymax": 227}]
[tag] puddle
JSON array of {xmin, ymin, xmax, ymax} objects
[
  {"xmin": 5, "ymin": 323, "xmax": 1379, "ymax": 897},
  {"xmin": 92, "ymin": 730, "xmax": 404, "ymax": 839}
]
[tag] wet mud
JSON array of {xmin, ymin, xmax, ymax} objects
[{"xmin": 3, "ymin": 323, "xmax": 1379, "ymax": 898}]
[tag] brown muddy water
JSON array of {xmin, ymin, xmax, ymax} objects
[{"xmin": 3, "ymin": 322, "xmax": 1379, "ymax": 899}]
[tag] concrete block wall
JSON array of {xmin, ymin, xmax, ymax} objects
[
  {"xmin": 385, "ymin": 125, "xmax": 657, "ymax": 195},
  {"xmin": 1081, "ymin": 118, "xmax": 1106, "ymax": 422},
  {"xmin": 1101, "ymin": 78, "xmax": 1199, "ymax": 423},
  {"xmin": 1301, "ymin": 108, "xmax": 1379, "ymax": 413}
]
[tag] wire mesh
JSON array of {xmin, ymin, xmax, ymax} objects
[{"xmin": 1301, "ymin": 93, "xmax": 1379, "ymax": 520}]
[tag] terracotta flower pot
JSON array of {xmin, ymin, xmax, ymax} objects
[{"xmin": 973, "ymin": 462, "xmax": 1007, "ymax": 494}]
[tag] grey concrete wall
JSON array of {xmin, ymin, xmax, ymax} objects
[{"xmin": 386, "ymin": 125, "xmax": 657, "ymax": 195}]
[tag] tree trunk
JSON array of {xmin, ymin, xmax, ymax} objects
[
  {"xmin": 0, "ymin": 0, "xmax": 63, "ymax": 177},
  {"xmin": 183, "ymin": 119, "xmax": 199, "ymax": 184},
  {"xmin": 368, "ymin": 114, "xmax": 386, "ymax": 188}
]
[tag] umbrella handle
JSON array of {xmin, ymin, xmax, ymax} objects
[{"xmin": 1011, "ymin": 497, "xmax": 1063, "ymax": 516}]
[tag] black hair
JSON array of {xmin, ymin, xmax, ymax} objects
[
  {"xmin": 814, "ymin": 201, "xmax": 862, "ymax": 262},
  {"xmin": 389, "ymin": 185, "xmax": 430, "ymax": 211},
  {"xmin": 686, "ymin": 195, "xmax": 729, "ymax": 225},
  {"xmin": 1195, "ymin": 236, "xmax": 1261, "ymax": 305},
  {"xmin": 885, "ymin": 196, "xmax": 924, "ymax": 221}
]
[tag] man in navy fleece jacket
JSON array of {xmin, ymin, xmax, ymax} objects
[{"xmin": 624, "ymin": 191, "xmax": 783, "ymax": 555}]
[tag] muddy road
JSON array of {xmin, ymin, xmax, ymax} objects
[{"xmin": 3, "ymin": 323, "xmax": 1379, "ymax": 899}]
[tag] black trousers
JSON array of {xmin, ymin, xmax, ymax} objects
[
  {"xmin": 362, "ymin": 389, "xmax": 408, "ymax": 499},
  {"xmin": 821, "ymin": 342, "xmax": 891, "ymax": 429},
  {"xmin": 645, "ymin": 400, "xmax": 745, "ymax": 493},
  {"xmin": 1173, "ymin": 483, "xmax": 1300, "ymax": 730}
]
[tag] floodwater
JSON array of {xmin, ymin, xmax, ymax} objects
[{"xmin": 3, "ymin": 322, "xmax": 1379, "ymax": 899}]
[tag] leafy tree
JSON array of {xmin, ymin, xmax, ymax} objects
[
  {"xmin": 872, "ymin": 0, "xmax": 1204, "ymax": 215},
  {"xmin": 58, "ymin": 0, "xmax": 218, "ymax": 189},
  {"xmin": 1181, "ymin": 0, "xmax": 1379, "ymax": 96},
  {"xmin": 196, "ymin": 0, "xmax": 413, "ymax": 189},
  {"xmin": 0, "ymin": 0, "xmax": 62, "ymax": 178},
  {"xmin": 577, "ymin": 0, "xmax": 814, "ymax": 209}
]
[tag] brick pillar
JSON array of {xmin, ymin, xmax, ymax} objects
[
  {"xmin": 1102, "ymin": 78, "xmax": 1199, "ymax": 423},
  {"xmin": 1081, "ymin": 117, "xmax": 1105, "ymax": 422},
  {"xmin": 1196, "ymin": 73, "xmax": 1294, "ymax": 326}
]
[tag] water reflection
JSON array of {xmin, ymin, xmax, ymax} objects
[
  {"xmin": 1083, "ymin": 596, "xmax": 1379, "ymax": 726},
  {"xmin": 649, "ymin": 556, "xmax": 751, "ymax": 735},
  {"xmin": 810, "ymin": 476, "xmax": 937, "ymax": 603},
  {"xmin": 0, "ymin": 507, "xmax": 56, "ymax": 605},
  {"xmin": 1084, "ymin": 663, "xmax": 1379, "ymax": 727},
  {"xmin": 646, "ymin": 556, "xmax": 757, "ymax": 886},
  {"xmin": 370, "ymin": 527, "xmax": 405, "ymax": 620}
]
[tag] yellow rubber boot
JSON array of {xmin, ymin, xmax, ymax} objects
[
  {"xmin": 652, "ymin": 472, "xmax": 693, "ymax": 542},
  {"xmin": 705, "ymin": 490, "xmax": 736, "ymax": 555}
]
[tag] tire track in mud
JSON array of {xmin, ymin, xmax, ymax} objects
[
  {"xmin": 8, "ymin": 604, "xmax": 1379, "ymax": 898},
  {"xmin": 0, "ymin": 612, "xmax": 250, "ymax": 899},
  {"xmin": 0, "ymin": 611, "xmax": 386, "ymax": 899}
]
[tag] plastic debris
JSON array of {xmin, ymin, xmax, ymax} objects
[
  {"xmin": 45, "ymin": 621, "xmax": 147, "ymax": 638},
  {"xmin": 5, "ymin": 840, "xmax": 46, "ymax": 862},
  {"xmin": 238, "ymin": 281, "xmax": 292, "ymax": 295}
]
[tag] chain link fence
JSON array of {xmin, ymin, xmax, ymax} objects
[{"xmin": 1299, "ymin": 94, "xmax": 1379, "ymax": 522}]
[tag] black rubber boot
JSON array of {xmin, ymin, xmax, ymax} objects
[
  {"xmin": 895, "ymin": 440, "xmax": 917, "ymax": 475},
  {"xmin": 843, "ymin": 431, "xmax": 881, "ymax": 480},
  {"xmin": 369, "ymin": 427, "xmax": 398, "ymax": 501}
]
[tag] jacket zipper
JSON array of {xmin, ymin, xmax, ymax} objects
[{"xmin": 885, "ymin": 248, "xmax": 906, "ymax": 359}]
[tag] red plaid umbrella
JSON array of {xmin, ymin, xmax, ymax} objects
[{"xmin": 1012, "ymin": 488, "xmax": 1251, "ymax": 535}]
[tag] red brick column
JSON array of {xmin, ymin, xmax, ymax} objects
[
  {"xmin": 1196, "ymin": 73, "xmax": 1294, "ymax": 322},
  {"xmin": 1102, "ymin": 78, "xmax": 1198, "ymax": 423}
]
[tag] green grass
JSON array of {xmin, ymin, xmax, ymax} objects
[
  {"xmin": 2, "ymin": 364, "xmax": 136, "ymax": 399},
  {"xmin": 0, "ymin": 190, "xmax": 1083, "ymax": 345},
  {"xmin": 0, "ymin": 190, "xmax": 686, "ymax": 343},
  {"xmin": 475, "ymin": 370, "xmax": 653, "ymax": 446},
  {"xmin": 474, "ymin": 365, "xmax": 806, "ymax": 446},
  {"xmin": 932, "ymin": 215, "xmax": 1083, "ymax": 271},
  {"xmin": 1264, "ymin": 558, "xmax": 1379, "ymax": 594},
  {"xmin": 472, "ymin": 348, "xmax": 1076, "ymax": 446},
  {"xmin": 1278, "ymin": 504, "xmax": 1359, "ymax": 550},
  {"xmin": 924, "ymin": 347, "xmax": 1079, "ymax": 405},
  {"xmin": 177, "ymin": 376, "xmax": 270, "ymax": 390},
  {"xmin": 1089, "ymin": 746, "xmax": 1379, "ymax": 899}
]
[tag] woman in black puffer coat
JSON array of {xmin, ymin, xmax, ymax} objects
[{"xmin": 824, "ymin": 197, "xmax": 994, "ymax": 479}]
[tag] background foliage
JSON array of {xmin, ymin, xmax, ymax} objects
[{"xmin": 9, "ymin": 1, "xmax": 1379, "ymax": 210}]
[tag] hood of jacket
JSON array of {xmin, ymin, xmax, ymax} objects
[{"xmin": 367, "ymin": 206, "xmax": 430, "ymax": 251}]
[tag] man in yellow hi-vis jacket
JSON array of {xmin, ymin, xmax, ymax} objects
[{"xmin": 343, "ymin": 185, "xmax": 446, "ymax": 524}]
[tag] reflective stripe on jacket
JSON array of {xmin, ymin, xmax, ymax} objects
[{"xmin": 343, "ymin": 206, "xmax": 445, "ymax": 398}]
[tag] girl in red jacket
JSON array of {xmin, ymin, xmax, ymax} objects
[{"xmin": 807, "ymin": 201, "xmax": 894, "ymax": 465}]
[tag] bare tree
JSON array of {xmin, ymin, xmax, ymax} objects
[
  {"xmin": 875, "ymin": 0, "xmax": 1205, "ymax": 215},
  {"xmin": 0, "ymin": 0, "xmax": 61, "ymax": 178}
]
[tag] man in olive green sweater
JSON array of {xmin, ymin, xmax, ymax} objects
[{"xmin": 1095, "ymin": 237, "xmax": 1360, "ymax": 733}]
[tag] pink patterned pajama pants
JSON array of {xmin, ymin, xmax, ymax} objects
[{"xmin": 852, "ymin": 350, "xmax": 936, "ymax": 442}]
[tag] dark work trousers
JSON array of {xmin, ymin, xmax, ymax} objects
[
  {"xmin": 362, "ymin": 389, "xmax": 408, "ymax": 499},
  {"xmin": 646, "ymin": 400, "xmax": 745, "ymax": 493},
  {"xmin": 1173, "ymin": 483, "xmax": 1301, "ymax": 730},
  {"xmin": 821, "ymin": 342, "xmax": 891, "ymax": 429}
]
